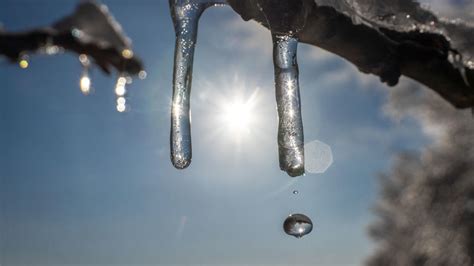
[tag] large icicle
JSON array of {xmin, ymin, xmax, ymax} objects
[
  {"xmin": 272, "ymin": 34, "xmax": 305, "ymax": 177},
  {"xmin": 169, "ymin": 0, "xmax": 226, "ymax": 169}
]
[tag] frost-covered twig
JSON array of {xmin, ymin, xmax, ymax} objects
[{"xmin": 0, "ymin": 1, "xmax": 144, "ymax": 76}]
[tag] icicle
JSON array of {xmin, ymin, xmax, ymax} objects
[
  {"xmin": 272, "ymin": 34, "xmax": 305, "ymax": 177},
  {"xmin": 169, "ymin": 0, "xmax": 226, "ymax": 169}
]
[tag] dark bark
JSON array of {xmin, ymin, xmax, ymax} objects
[{"xmin": 227, "ymin": 0, "xmax": 474, "ymax": 109}]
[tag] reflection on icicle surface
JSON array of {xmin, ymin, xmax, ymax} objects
[
  {"xmin": 169, "ymin": 0, "xmax": 227, "ymax": 169},
  {"xmin": 272, "ymin": 34, "xmax": 305, "ymax": 177}
]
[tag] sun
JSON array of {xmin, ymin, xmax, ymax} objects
[
  {"xmin": 217, "ymin": 88, "xmax": 260, "ymax": 136},
  {"xmin": 196, "ymin": 75, "xmax": 266, "ymax": 146},
  {"xmin": 221, "ymin": 99, "xmax": 255, "ymax": 133}
]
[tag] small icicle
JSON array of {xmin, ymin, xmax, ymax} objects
[
  {"xmin": 272, "ymin": 34, "xmax": 305, "ymax": 177},
  {"xmin": 115, "ymin": 76, "xmax": 128, "ymax": 112}
]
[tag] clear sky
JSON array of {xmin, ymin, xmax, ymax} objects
[{"xmin": 0, "ymin": 0, "xmax": 434, "ymax": 265}]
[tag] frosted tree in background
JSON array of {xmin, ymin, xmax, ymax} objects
[{"xmin": 367, "ymin": 79, "xmax": 474, "ymax": 265}]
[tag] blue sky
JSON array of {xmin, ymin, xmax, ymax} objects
[{"xmin": 0, "ymin": 1, "xmax": 432, "ymax": 265}]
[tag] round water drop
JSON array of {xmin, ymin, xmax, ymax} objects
[
  {"xmin": 117, "ymin": 97, "xmax": 126, "ymax": 105},
  {"xmin": 116, "ymin": 103, "xmax": 127, "ymax": 113},
  {"xmin": 79, "ymin": 54, "xmax": 90, "ymax": 67},
  {"xmin": 138, "ymin": 70, "xmax": 147, "ymax": 80},
  {"xmin": 19, "ymin": 59, "xmax": 29, "ymax": 69},
  {"xmin": 117, "ymin": 76, "xmax": 127, "ymax": 86},
  {"xmin": 18, "ymin": 55, "xmax": 29, "ymax": 69},
  {"xmin": 283, "ymin": 213, "xmax": 313, "ymax": 238},
  {"xmin": 121, "ymin": 49, "xmax": 134, "ymax": 59},
  {"xmin": 80, "ymin": 74, "xmax": 91, "ymax": 95},
  {"xmin": 115, "ymin": 84, "xmax": 126, "ymax": 96},
  {"xmin": 292, "ymin": 190, "xmax": 299, "ymax": 195}
]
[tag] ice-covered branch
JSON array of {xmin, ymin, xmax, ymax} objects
[
  {"xmin": 228, "ymin": 0, "xmax": 474, "ymax": 108},
  {"xmin": 0, "ymin": 1, "xmax": 144, "ymax": 77},
  {"xmin": 0, "ymin": 28, "xmax": 143, "ymax": 76},
  {"xmin": 0, "ymin": 1, "xmax": 145, "ymax": 112}
]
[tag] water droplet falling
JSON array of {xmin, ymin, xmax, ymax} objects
[
  {"xmin": 79, "ymin": 54, "xmax": 91, "ymax": 95},
  {"xmin": 283, "ymin": 213, "xmax": 313, "ymax": 238},
  {"xmin": 115, "ymin": 76, "xmax": 127, "ymax": 96},
  {"xmin": 18, "ymin": 54, "xmax": 29, "ymax": 69},
  {"xmin": 138, "ymin": 70, "xmax": 147, "ymax": 80},
  {"xmin": 115, "ymin": 76, "xmax": 128, "ymax": 112},
  {"xmin": 80, "ymin": 72, "xmax": 91, "ymax": 95},
  {"xmin": 169, "ymin": 0, "xmax": 227, "ymax": 169},
  {"xmin": 272, "ymin": 34, "xmax": 305, "ymax": 177},
  {"xmin": 116, "ymin": 97, "xmax": 127, "ymax": 113},
  {"xmin": 79, "ymin": 54, "xmax": 90, "ymax": 66}
]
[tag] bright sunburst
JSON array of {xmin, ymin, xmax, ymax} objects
[
  {"xmin": 221, "ymin": 99, "xmax": 254, "ymax": 133},
  {"xmin": 219, "ymin": 90, "xmax": 259, "ymax": 135},
  {"xmin": 194, "ymin": 74, "xmax": 269, "ymax": 148}
]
